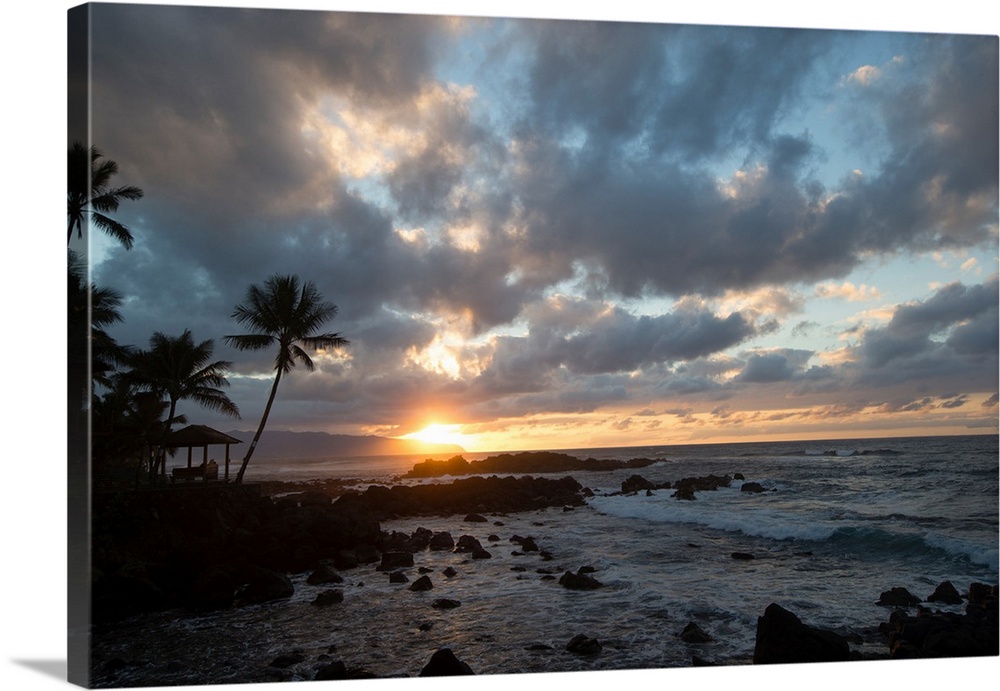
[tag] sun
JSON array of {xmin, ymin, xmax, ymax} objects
[{"xmin": 401, "ymin": 423, "xmax": 469, "ymax": 448}]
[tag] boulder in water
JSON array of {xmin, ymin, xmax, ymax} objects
[
  {"xmin": 409, "ymin": 575, "xmax": 433, "ymax": 592},
  {"xmin": 419, "ymin": 648, "xmax": 474, "ymax": 676},
  {"xmin": 927, "ymin": 581, "xmax": 963, "ymax": 605},
  {"xmin": 311, "ymin": 589, "xmax": 344, "ymax": 607},
  {"xmin": 877, "ymin": 587, "xmax": 922, "ymax": 607},
  {"xmin": 558, "ymin": 570, "xmax": 603, "ymax": 590},
  {"xmin": 753, "ymin": 603, "xmax": 851, "ymax": 664},
  {"xmin": 679, "ymin": 622, "xmax": 713, "ymax": 643},
  {"xmin": 566, "ymin": 634, "xmax": 602, "ymax": 655}
]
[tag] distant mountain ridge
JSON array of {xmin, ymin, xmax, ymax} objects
[{"xmin": 223, "ymin": 429, "xmax": 465, "ymax": 459}]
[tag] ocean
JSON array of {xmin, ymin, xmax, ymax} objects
[{"xmin": 89, "ymin": 434, "xmax": 998, "ymax": 686}]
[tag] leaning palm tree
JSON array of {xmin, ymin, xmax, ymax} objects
[
  {"xmin": 128, "ymin": 329, "xmax": 241, "ymax": 479},
  {"xmin": 67, "ymin": 141, "xmax": 144, "ymax": 249},
  {"xmin": 224, "ymin": 274, "xmax": 349, "ymax": 484}
]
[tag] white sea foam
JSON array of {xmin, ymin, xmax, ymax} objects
[
  {"xmin": 923, "ymin": 531, "xmax": 1000, "ymax": 569},
  {"xmin": 587, "ymin": 490, "xmax": 841, "ymax": 542}
]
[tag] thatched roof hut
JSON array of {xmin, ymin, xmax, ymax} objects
[{"xmin": 165, "ymin": 425, "xmax": 242, "ymax": 481}]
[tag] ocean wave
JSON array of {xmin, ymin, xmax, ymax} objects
[
  {"xmin": 587, "ymin": 492, "xmax": 839, "ymax": 542},
  {"xmin": 799, "ymin": 448, "xmax": 904, "ymax": 457},
  {"xmin": 587, "ymin": 493, "xmax": 996, "ymax": 568},
  {"xmin": 923, "ymin": 532, "xmax": 1000, "ymax": 570}
]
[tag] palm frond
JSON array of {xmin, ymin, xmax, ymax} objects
[{"xmin": 223, "ymin": 333, "xmax": 275, "ymax": 351}]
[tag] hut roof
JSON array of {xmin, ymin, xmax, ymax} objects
[{"xmin": 165, "ymin": 424, "xmax": 243, "ymax": 447}]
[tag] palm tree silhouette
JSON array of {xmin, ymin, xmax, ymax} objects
[
  {"xmin": 128, "ymin": 329, "xmax": 241, "ymax": 479},
  {"xmin": 225, "ymin": 274, "xmax": 349, "ymax": 484},
  {"xmin": 68, "ymin": 250, "xmax": 129, "ymax": 417},
  {"xmin": 67, "ymin": 142, "xmax": 144, "ymax": 249}
]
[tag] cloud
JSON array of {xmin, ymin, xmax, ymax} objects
[
  {"xmin": 855, "ymin": 277, "xmax": 999, "ymax": 386},
  {"xmin": 76, "ymin": 6, "xmax": 998, "ymax": 441},
  {"xmin": 815, "ymin": 281, "xmax": 881, "ymax": 302},
  {"xmin": 734, "ymin": 348, "xmax": 814, "ymax": 383}
]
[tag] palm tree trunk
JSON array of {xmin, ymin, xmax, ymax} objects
[
  {"xmin": 151, "ymin": 399, "xmax": 178, "ymax": 483},
  {"xmin": 235, "ymin": 368, "xmax": 283, "ymax": 484}
]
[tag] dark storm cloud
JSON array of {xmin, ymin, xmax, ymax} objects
[
  {"xmin": 857, "ymin": 277, "xmax": 999, "ymax": 380},
  {"xmin": 477, "ymin": 300, "xmax": 759, "ymax": 385},
  {"xmin": 734, "ymin": 349, "xmax": 812, "ymax": 383},
  {"xmin": 557, "ymin": 307, "xmax": 756, "ymax": 373},
  {"xmin": 503, "ymin": 27, "xmax": 996, "ymax": 299},
  {"xmin": 648, "ymin": 27, "xmax": 827, "ymax": 163}
]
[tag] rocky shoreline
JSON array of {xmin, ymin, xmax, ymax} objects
[
  {"xmin": 90, "ymin": 467, "xmax": 998, "ymax": 683},
  {"xmin": 403, "ymin": 450, "xmax": 659, "ymax": 478}
]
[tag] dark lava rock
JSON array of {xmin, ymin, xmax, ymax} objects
[
  {"xmin": 388, "ymin": 571, "xmax": 408, "ymax": 584},
  {"xmin": 487, "ymin": 534, "xmax": 501, "ymax": 542},
  {"xmin": 672, "ymin": 487, "xmax": 696, "ymax": 500},
  {"xmin": 515, "ymin": 536, "xmax": 540, "ymax": 552},
  {"xmin": 269, "ymin": 652, "xmax": 305, "ymax": 668},
  {"xmin": 673, "ymin": 473, "xmax": 733, "ymax": 496},
  {"xmin": 377, "ymin": 551, "xmax": 413, "ymax": 571},
  {"xmin": 454, "ymin": 535, "xmax": 492, "ymax": 559},
  {"xmin": 968, "ymin": 582, "xmax": 996, "ymax": 605},
  {"xmin": 731, "ymin": 552, "xmax": 756, "ymax": 561},
  {"xmin": 419, "ymin": 648, "xmax": 474, "ymax": 676},
  {"xmin": 877, "ymin": 587, "xmax": 922, "ymax": 607},
  {"xmin": 314, "ymin": 661, "xmax": 377, "ymax": 681},
  {"xmin": 621, "ymin": 474, "xmax": 657, "ymax": 493},
  {"xmin": 464, "ymin": 513, "xmax": 488, "ymax": 523},
  {"xmin": 432, "ymin": 598, "xmax": 462, "ymax": 609},
  {"xmin": 442, "ymin": 567, "xmax": 458, "ymax": 578},
  {"xmin": 409, "ymin": 575, "xmax": 433, "ymax": 592},
  {"xmin": 740, "ymin": 482, "xmax": 766, "ymax": 493},
  {"xmin": 753, "ymin": 603, "xmax": 851, "ymax": 664},
  {"xmin": 927, "ymin": 581, "xmax": 963, "ymax": 605},
  {"xmin": 429, "ymin": 532, "xmax": 455, "ymax": 551},
  {"xmin": 566, "ymin": 634, "xmax": 603, "ymax": 656},
  {"xmin": 306, "ymin": 563, "xmax": 343, "ymax": 585},
  {"xmin": 524, "ymin": 643, "xmax": 553, "ymax": 651},
  {"xmin": 334, "ymin": 475, "xmax": 586, "ymax": 519},
  {"xmin": 679, "ymin": 622, "xmax": 713, "ymax": 643},
  {"xmin": 235, "ymin": 567, "xmax": 294, "ymax": 606},
  {"xmin": 333, "ymin": 550, "xmax": 359, "ymax": 571},
  {"xmin": 314, "ymin": 661, "xmax": 348, "ymax": 681},
  {"xmin": 558, "ymin": 570, "xmax": 603, "ymax": 590},
  {"xmin": 354, "ymin": 544, "xmax": 380, "ymax": 564},
  {"xmin": 881, "ymin": 582, "xmax": 998, "ymax": 659},
  {"xmin": 311, "ymin": 589, "xmax": 344, "ymax": 607}
]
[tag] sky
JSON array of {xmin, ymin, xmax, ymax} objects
[{"xmin": 69, "ymin": 0, "xmax": 999, "ymax": 453}]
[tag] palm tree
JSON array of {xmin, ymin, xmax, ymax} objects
[
  {"xmin": 128, "ymin": 329, "xmax": 241, "ymax": 479},
  {"xmin": 68, "ymin": 250, "xmax": 130, "ymax": 420},
  {"xmin": 67, "ymin": 142, "xmax": 144, "ymax": 249},
  {"xmin": 224, "ymin": 274, "xmax": 349, "ymax": 484}
]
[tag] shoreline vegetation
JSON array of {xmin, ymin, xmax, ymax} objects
[{"xmin": 89, "ymin": 448, "xmax": 998, "ymax": 684}]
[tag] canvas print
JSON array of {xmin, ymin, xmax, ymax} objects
[{"xmin": 68, "ymin": 1, "xmax": 998, "ymax": 688}]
